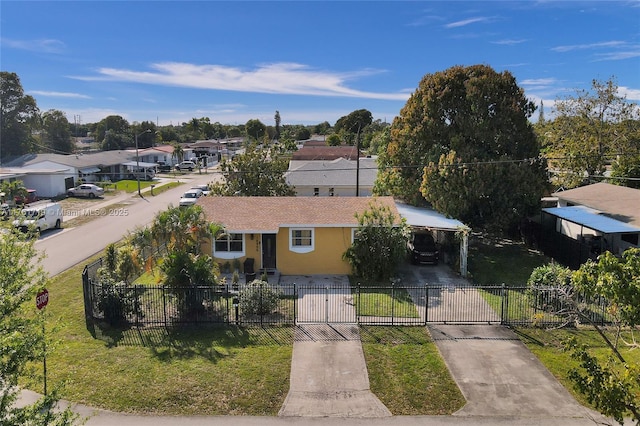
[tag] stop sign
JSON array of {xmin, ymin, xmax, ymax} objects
[{"xmin": 36, "ymin": 289, "xmax": 49, "ymax": 310}]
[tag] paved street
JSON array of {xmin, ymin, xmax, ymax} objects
[{"xmin": 35, "ymin": 171, "xmax": 221, "ymax": 276}]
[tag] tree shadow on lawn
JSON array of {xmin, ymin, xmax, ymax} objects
[{"xmin": 94, "ymin": 323, "xmax": 294, "ymax": 362}]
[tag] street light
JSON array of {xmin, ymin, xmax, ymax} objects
[{"xmin": 135, "ymin": 129, "xmax": 152, "ymax": 197}]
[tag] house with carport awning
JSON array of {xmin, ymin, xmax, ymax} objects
[
  {"xmin": 197, "ymin": 196, "xmax": 470, "ymax": 277},
  {"xmin": 395, "ymin": 203, "xmax": 470, "ymax": 277}
]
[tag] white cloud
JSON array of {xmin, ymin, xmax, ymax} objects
[
  {"xmin": 444, "ymin": 17, "xmax": 491, "ymax": 28},
  {"xmin": 492, "ymin": 39, "xmax": 528, "ymax": 45},
  {"xmin": 29, "ymin": 90, "xmax": 91, "ymax": 99},
  {"xmin": 619, "ymin": 86, "xmax": 640, "ymax": 101},
  {"xmin": 71, "ymin": 62, "xmax": 412, "ymax": 101},
  {"xmin": 551, "ymin": 40, "xmax": 627, "ymax": 52},
  {"xmin": 1, "ymin": 37, "xmax": 66, "ymax": 53}
]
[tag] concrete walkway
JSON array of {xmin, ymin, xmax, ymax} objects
[{"xmin": 17, "ymin": 269, "xmax": 621, "ymax": 425}]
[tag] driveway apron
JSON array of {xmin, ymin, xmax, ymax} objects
[
  {"xmin": 278, "ymin": 275, "xmax": 391, "ymax": 418},
  {"xmin": 407, "ymin": 265, "xmax": 605, "ymax": 421}
]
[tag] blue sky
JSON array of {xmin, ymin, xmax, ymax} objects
[{"xmin": 2, "ymin": 1, "xmax": 639, "ymax": 128}]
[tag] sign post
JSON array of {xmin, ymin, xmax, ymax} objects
[{"xmin": 36, "ymin": 289, "xmax": 49, "ymax": 396}]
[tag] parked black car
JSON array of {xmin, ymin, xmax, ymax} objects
[
  {"xmin": 156, "ymin": 161, "xmax": 172, "ymax": 172},
  {"xmin": 407, "ymin": 231, "xmax": 439, "ymax": 265}
]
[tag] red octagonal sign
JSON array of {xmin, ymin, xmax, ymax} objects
[{"xmin": 36, "ymin": 289, "xmax": 49, "ymax": 310}]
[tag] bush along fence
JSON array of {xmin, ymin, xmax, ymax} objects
[{"xmin": 82, "ymin": 259, "xmax": 613, "ymax": 329}]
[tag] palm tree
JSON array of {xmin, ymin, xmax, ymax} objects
[{"xmin": 172, "ymin": 142, "xmax": 184, "ymax": 164}]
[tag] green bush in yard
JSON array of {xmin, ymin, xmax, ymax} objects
[
  {"xmin": 526, "ymin": 263, "xmax": 573, "ymax": 312},
  {"xmin": 239, "ymin": 280, "xmax": 281, "ymax": 316}
]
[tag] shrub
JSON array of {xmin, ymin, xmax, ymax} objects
[
  {"xmin": 95, "ymin": 271, "xmax": 141, "ymax": 326},
  {"xmin": 239, "ymin": 280, "xmax": 281, "ymax": 316},
  {"xmin": 527, "ymin": 263, "xmax": 573, "ymax": 312}
]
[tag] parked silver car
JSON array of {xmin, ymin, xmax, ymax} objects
[
  {"xmin": 67, "ymin": 184, "xmax": 105, "ymax": 199},
  {"xmin": 179, "ymin": 189, "xmax": 203, "ymax": 206}
]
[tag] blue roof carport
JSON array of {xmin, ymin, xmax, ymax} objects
[
  {"xmin": 542, "ymin": 206, "xmax": 640, "ymax": 234},
  {"xmin": 395, "ymin": 203, "xmax": 471, "ymax": 277}
]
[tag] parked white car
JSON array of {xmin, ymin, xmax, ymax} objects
[
  {"xmin": 179, "ymin": 189, "xmax": 203, "ymax": 207},
  {"xmin": 67, "ymin": 184, "xmax": 105, "ymax": 198},
  {"xmin": 191, "ymin": 184, "xmax": 210, "ymax": 196},
  {"xmin": 175, "ymin": 161, "xmax": 197, "ymax": 171},
  {"xmin": 13, "ymin": 201, "xmax": 63, "ymax": 233}
]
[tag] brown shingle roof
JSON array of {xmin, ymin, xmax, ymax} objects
[
  {"xmin": 291, "ymin": 146, "xmax": 361, "ymax": 161},
  {"xmin": 197, "ymin": 196, "xmax": 399, "ymax": 232},
  {"xmin": 553, "ymin": 182, "xmax": 640, "ymax": 226}
]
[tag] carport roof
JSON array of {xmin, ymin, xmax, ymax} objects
[
  {"xmin": 543, "ymin": 205, "xmax": 640, "ymax": 234},
  {"xmin": 395, "ymin": 203, "xmax": 469, "ymax": 231}
]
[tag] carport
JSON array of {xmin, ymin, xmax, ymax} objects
[{"xmin": 395, "ymin": 203, "xmax": 470, "ymax": 277}]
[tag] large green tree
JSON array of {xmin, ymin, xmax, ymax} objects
[
  {"xmin": 95, "ymin": 115, "xmax": 131, "ymax": 150},
  {"xmin": 0, "ymin": 72, "xmax": 40, "ymax": 161},
  {"xmin": 0, "ymin": 229, "xmax": 79, "ymax": 425},
  {"xmin": 42, "ymin": 109, "xmax": 74, "ymax": 154},
  {"xmin": 245, "ymin": 119, "xmax": 266, "ymax": 142},
  {"xmin": 376, "ymin": 64, "xmax": 547, "ymax": 231},
  {"xmin": 539, "ymin": 77, "xmax": 640, "ymax": 189},
  {"xmin": 564, "ymin": 249, "xmax": 640, "ymax": 424},
  {"xmin": 210, "ymin": 146, "xmax": 294, "ymax": 196}
]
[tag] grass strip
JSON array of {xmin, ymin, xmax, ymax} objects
[{"xmin": 361, "ymin": 326, "xmax": 465, "ymax": 415}]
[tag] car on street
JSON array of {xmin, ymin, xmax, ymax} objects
[
  {"xmin": 191, "ymin": 184, "xmax": 210, "ymax": 196},
  {"xmin": 407, "ymin": 231, "xmax": 439, "ymax": 265},
  {"xmin": 13, "ymin": 201, "xmax": 63, "ymax": 234},
  {"xmin": 67, "ymin": 184, "xmax": 105, "ymax": 198},
  {"xmin": 175, "ymin": 160, "xmax": 196, "ymax": 172},
  {"xmin": 179, "ymin": 188, "xmax": 203, "ymax": 207}
]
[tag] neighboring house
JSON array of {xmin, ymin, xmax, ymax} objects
[
  {"xmin": 197, "ymin": 196, "xmax": 400, "ymax": 275},
  {"xmin": 188, "ymin": 137, "xmax": 244, "ymax": 161},
  {"xmin": 291, "ymin": 145, "xmax": 361, "ymax": 162},
  {"xmin": 138, "ymin": 145, "xmax": 176, "ymax": 166},
  {"xmin": 4, "ymin": 151, "xmax": 147, "ymax": 197},
  {"xmin": 540, "ymin": 182, "xmax": 640, "ymax": 268},
  {"xmin": 285, "ymin": 157, "xmax": 378, "ymax": 197}
]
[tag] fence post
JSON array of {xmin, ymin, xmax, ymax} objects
[
  {"xmin": 162, "ymin": 287, "xmax": 167, "ymax": 327},
  {"xmin": 391, "ymin": 282, "xmax": 395, "ymax": 326},
  {"xmin": 424, "ymin": 284, "xmax": 428, "ymax": 325},
  {"xmin": 500, "ymin": 283, "xmax": 506, "ymax": 325},
  {"xmin": 134, "ymin": 285, "xmax": 139, "ymax": 327},
  {"xmin": 293, "ymin": 283, "xmax": 297, "ymax": 325},
  {"xmin": 325, "ymin": 286, "xmax": 329, "ymax": 324},
  {"xmin": 357, "ymin": 284, "xmax": 360, "ymax": 324}
]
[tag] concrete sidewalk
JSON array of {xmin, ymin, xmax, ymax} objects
[{"xmin": 17, "ymin": 271, "xmax": 621, "ymax": 425}]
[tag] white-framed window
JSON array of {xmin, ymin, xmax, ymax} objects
[
  {"xmin": 214, "ymin": 233, "xmax": 245, "ymax": 259},
  {"xmin": 290, "ymin": 228, "xmax": 314, "ymax": 253},
  {"xmin": 313, "ymin": 187, "xmax": 319, "ymax": 196},
  {"xmin": 351, "ymin": 228, "xmax": 361, "ymax": 244}
]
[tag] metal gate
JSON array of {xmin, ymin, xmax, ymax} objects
[{"xmin": 295, "ymin": 284, "xmax": 357, "ymax": 324}]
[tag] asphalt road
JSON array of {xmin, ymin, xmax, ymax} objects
[{"xmin": 35, "ymin": 171, "xmax": 221, "ymax": 276}]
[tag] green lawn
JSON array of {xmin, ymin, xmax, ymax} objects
[
  {"xmin": 29, "ymin": 255, "xmax": 293, "ymax": 415},
  {"xmin": 28, "ymin": 234, "xmax": 629, "ymax": 416},
  {"xmin": 468, "ymin": 236, "xmax": 551, "ymax": 286},
  {"xmin": 515, "ymin": 327, "xmax": 640, "ymax": 409},
  {"xmin": 361, "ymin": 326, "xmax": 465, "ymax": 415}
]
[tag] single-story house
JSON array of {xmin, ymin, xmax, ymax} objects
[
  {"xmin": 285, "ymin": 157, "xmax": 378, "ymax": 197},
  {"xmin": 291, "ymin": 145, "xmax": 362, "ymax": 162},
  {"xmin": 197, "ymin": 196, "xmax": 401, "ymax": 275},
  {"xmin": 138, "ymin": 145, "xmax": 176, "ymax": 166},
  {"xmin": 540, "ymin": 182, "xmax": 640, "ymax": 267},
  {"xmin": 4, "ymin": 151, "xmax": 148, "ymax": 197}
]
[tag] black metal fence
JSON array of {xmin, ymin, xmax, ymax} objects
[{"xmin": 82, "ymin": 259, "xmax": 612, "ymax": 329}]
